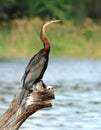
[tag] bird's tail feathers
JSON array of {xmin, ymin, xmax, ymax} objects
[{"xmin": 18, "ymin": 88, "xmax": 28, "ymax": 105}]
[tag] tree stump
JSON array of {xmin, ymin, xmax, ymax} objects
[{"xmin": 0, "ymin": 80, "xmax": 54, "ymax": 130}]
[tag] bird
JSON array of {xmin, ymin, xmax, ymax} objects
[{"xmin": 18, "ymin": 20, "xmax": 61, "ymax": 105}]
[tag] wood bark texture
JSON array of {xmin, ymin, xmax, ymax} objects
[{"xmin": 0, "ymin": 81, "xmax": 54, "ymax": 130}]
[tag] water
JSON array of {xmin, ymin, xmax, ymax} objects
[{"xmin": 0, "ymin": 58, "xmax": 101, "ymax": 130}]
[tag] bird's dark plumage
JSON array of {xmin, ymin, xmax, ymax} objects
[
  {"xmin": 18, "ymin": 20, "xmax": 60, "ymax": 105},
  {"xmin": 22, "ymin": 50, "xmax": 49, "ymax": 89}
]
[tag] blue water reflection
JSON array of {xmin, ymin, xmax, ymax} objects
[{"xmin": 0, "ymin": 58, "xmax": 101, "ymax": 130}]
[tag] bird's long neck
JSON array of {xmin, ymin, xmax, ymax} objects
[{"xmin": 40, "ymin": 24, "xmax": 50, "ymax": 52}]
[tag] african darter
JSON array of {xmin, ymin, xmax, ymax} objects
[{"xmin": 18, "ymin": 20, "xmax": 61, "ymax": 104}]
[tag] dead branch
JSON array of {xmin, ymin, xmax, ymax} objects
[{"xmin": 0, "ymin": 81, "xmax": 54, "ymax": 130}]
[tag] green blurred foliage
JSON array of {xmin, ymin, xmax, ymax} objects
[{"xmin": 0, "ymin": 0, "xmax": 101, "ymax": 21}]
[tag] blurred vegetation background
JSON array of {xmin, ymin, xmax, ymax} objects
[
  {"xmin": 0, "ymin": 0, "xmax": 101, "ymax": 58},
  {"xmin": 0, "ymin": 0, "xmax": 101, "ymax": 21}
]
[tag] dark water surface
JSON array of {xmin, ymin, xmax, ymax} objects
[{"xmin": 0, "ymin": 58, "xmax": 101, "ymax": 130}]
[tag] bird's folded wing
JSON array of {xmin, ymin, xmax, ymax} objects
[{"xmin": 21, "ymin": 55, "xmax": 46, "ymax": 82}]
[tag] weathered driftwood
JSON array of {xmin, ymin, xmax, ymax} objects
[{"xmin": 0, "ymin": 81, "xmax": 54, "ymax": 130}]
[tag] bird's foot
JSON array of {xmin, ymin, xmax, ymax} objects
[{"xmin": 26, "ymin": 80, "xmax": 54, "ymax": 107}]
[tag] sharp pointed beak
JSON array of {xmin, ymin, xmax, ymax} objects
[{"xmin": 50, "ymin": 20, "xmax": 61, "ymax": 24}]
